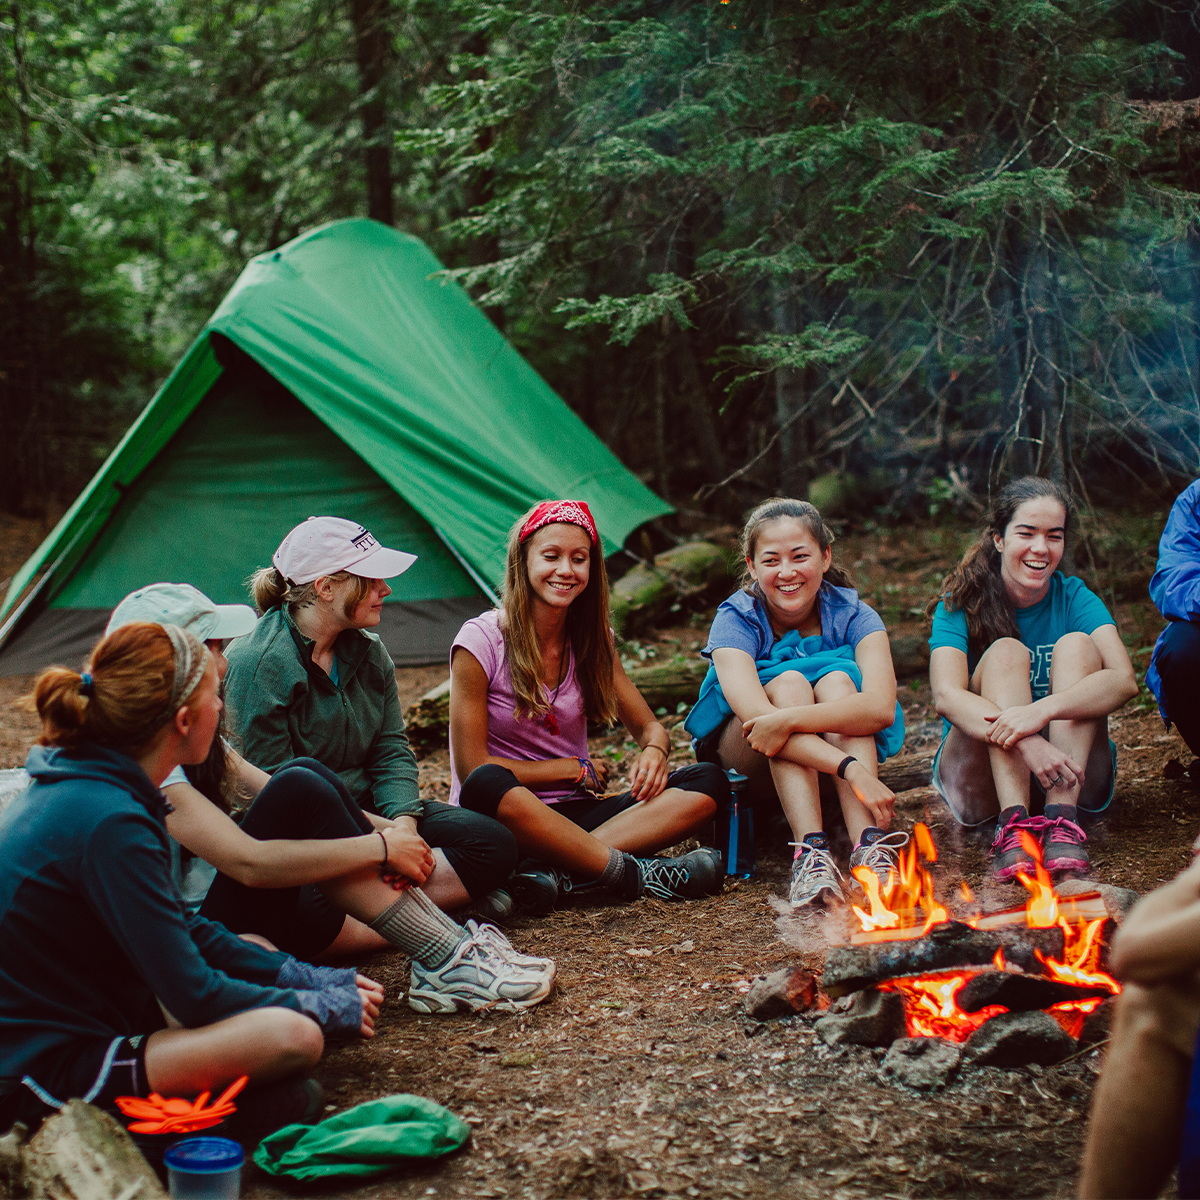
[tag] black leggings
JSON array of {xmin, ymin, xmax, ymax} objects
[
  {"xmin": 1153, "ymin": 619, "xmax": 1200, "ymax": 756},
  {"xmin": 199, "ymin": 758, "xmax": 518, "ymax": 958}
]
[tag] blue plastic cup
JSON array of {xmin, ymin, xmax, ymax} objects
[{"xmin": 163, "ymin": 1137, "xmax": 244, "ymax": 1200}]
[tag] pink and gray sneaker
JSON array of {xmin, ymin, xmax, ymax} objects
[
  {"xmin": 1041, "ymin": 803, "xmax": 1090, "ymax": 875},
  {"xmin": 990, "ymin": 806, "xmax": 1038, "ymax": 881}
]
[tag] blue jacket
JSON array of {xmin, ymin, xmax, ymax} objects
[
  {"xmin": 0, "ymin": 742, "xmax": 308, "ymax": 1102},
  {"xmin": 1148, "ymin": 480, "xmax": 1200, "ymax": 721}
]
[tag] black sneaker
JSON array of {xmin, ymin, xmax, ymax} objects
[
  {"xmin": 508, "ymin": 865, "xmax": 561, "ymax": 915},
  {"xmin": 227, "ymin": 1075, "xmax": 324, "ymax": 1150},
  {"xmin": 475, "ymin": 888, "xmax": 514, "ymax": 923},
  {"xmin": 636, "ymin": 847, "xmax": 723, "ymax": 901}
]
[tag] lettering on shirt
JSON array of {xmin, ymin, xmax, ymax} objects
[{"xmin": 1030, "ymin": 644, "xmax": 1054, "ymax": 699}]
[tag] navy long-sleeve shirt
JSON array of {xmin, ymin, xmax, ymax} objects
[{"xmin": 0, "ymin": 742, "xmax": 306, "ymax": 1101}]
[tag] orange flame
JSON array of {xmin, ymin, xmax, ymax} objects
[{"xmin": 854, "ymin": 823, "xmax": 1120, "ymax": 1040}]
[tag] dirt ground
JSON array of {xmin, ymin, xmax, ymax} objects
[{"xmin": 1, "ymin": 515, "xmax": 1196, "ymax": 1199}]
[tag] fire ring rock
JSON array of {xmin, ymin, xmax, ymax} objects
[
  {"xmin": 881, "ymin": 1037, "xmax": 962, "ymax": 1090},
  {"xmin": 815, "ymin": 988, "xmax": 907, "ymax": 1048},
  {"xmin": 744, "ymin": 966, "xmax": 820, "ymax": 1020},
  {"xmin": 963, "ymin": 1010, "xmax": 1076, "ymax": 1067}
]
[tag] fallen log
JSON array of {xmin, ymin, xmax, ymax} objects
[
  {"xmin": 956, "ymin": 970, "xmax": 1114, "ymax": 1014},
  {"xmin": 21, "ymin": 1100, "xmax": 166, "ymax": 1200},
  {"xmin": 822, "ymin": 921, "xmax": 1066, "ymax": 998},
  {"xmin": 610, "ymin": 542, "xmax": 735, "ymax": 637},
  {"xmin": 878, "ymin": 749, "xmax": 934, "ymax": 792},
  {"xmin": 889, "ymin": 634, "xmax": 931, "ymax": 682}
]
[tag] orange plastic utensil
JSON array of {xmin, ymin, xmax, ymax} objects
[{"xmin": 115, "ymin": 1074, "xmax": 250, "ymax": 1135}]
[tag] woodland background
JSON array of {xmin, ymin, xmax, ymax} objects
[{"xmin": 3, "ymin": 0, "xmax": 1200, "ymax": 526}]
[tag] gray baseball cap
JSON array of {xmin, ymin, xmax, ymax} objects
[{"xmin": 105, "ymin": 583, "xmax": 258, "ymax": 641}]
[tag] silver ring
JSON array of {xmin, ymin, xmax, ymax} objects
[{"xmin": 1049, "ymin": 775, "xmax": 1064, "ymax": 786}]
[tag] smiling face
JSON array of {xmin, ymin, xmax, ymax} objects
[
  {"xmin": 525, "ymin": 523, "xmax": 593, "ymax": 611},
  {"xmin": 344, "ymin": 577, "xmax": 391, "ymax": 629},
  {"xmin": 995, "ymin": 496, "xmax": 1067, "ymax": 605},
  {"xmin": 746, "ymin": 516, "xmax": 831, "ymax": 628}
]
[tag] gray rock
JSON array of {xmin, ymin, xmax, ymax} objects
[
  {"xmin": 744, "ymin": 965, "xmax": 819, "ymax": 1020},
  {"xmin": 1081, "ymin": 995, "xmax": 1118, "ymax": 1045},
  {"xmin": 1056, "ymin": 877, "xmax": 1139, "ymax": 924},
  {"xmin": 881, "ymin": 1037, "xmax": 962, "ymax": 1090},
  {"xmin": 964, "ymin": 1010, "xmax": 1076, "ymax": 1067},
  {"xmin": 816, "ymin": 988, "xmax": 907, "ymax": 1048}
]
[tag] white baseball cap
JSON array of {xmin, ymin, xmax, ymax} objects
[
  {"xmin": 273, "ymin": 516, "xmax": 417, "ymax": 585},
  {"xmin": 106, "ymin": 583, "xmax": 258, "ymax": 641}
]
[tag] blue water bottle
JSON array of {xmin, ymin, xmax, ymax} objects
[{"xmin": 717, "ymin": 769, "xmax": 754, "ymax": 878}]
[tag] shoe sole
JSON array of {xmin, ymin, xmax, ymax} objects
[
  {"xmin": 993, "ymin": 860, "xmax": 1035, "ymax": 882},
  {"xmin": 407, "ymin": 974, "xmax": 555, "ymax": 1014},
  {"xmin": 1045, "ymin": 855, "xmax": 1089, "ymax": 873},
  {"xmin": 790, "ymin": 885, "xmax": 845, "ymax": 910}
]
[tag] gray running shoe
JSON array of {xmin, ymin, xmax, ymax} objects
[
  {"xmin": 637, "ymin": 847, "xmax": 724, "ymax": 901},
  {"xmin": 465, "ymin": 918, "xmax": 556, "ymax": 972},
  {"xmin": 848, "ymin": 831, "xmax": 910, "ymax": 890},
  {"xmin": 788, "ymin": 844, "xmax": 847, "ymax": 908},
  {"xmin": 408, "ymin": 930, "xmax": 556, "ymax": 1013}
]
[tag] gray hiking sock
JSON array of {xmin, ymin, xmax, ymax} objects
[
  {"xmin": 368, "ymin": 886, "xmax": 468, "ymax": 968},
  {"xmin": 596, "ymin": 846, "xmax": 627, "ymax": 889}
]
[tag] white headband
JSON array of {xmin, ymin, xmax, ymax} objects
[{"xmin": 162, "ymin": 624, "xmax": 211, "ymax": 715}]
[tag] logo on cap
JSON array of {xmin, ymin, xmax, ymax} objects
[{"xmin": 352, "ymin": 529, "xmax": 378, "ymax": 552}]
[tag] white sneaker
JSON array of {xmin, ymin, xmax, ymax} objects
[
  {"xmin": 465, "ymin": 918, "xmax": 556, "ymax": 972},
  {"xmin": 788, "ymin": 843, "xmax": 847, "ymax": 908},
  {"xmin": 408, "ymin": 931, "xmax": 556, "ymax": 1013}
]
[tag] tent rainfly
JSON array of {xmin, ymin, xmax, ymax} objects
[{"xmin": 0, "ymin": 218, "xmax": 672, "ymax": 675}]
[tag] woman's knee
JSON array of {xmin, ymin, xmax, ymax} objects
[
  {"xmin": 264, "ymin": 1009, "xmax": 325, "ymax": 1071},
  {"xmin": 459, "ymin": 764, "xmax": 523, "ymax": 819},
  {"xmin": 979, "ymin": 637, "xmax": 1031, "ymax": 675},
  {"xmin": 427, "ymin": 808, "xmax": 519, "ymax": 897},
  {"xmin": 1051, "ymin": 631, "xmax": 1102, "ymax": 678},
  {"xmin": 671, "ymin": 762, "xmax": 731, "ymax": 811},
  {"xmin": 813, "ymin": 670, "xmax": 858, "ymax": 701},
  {"xmin": 764, "ymin": 670, "xmax": 814, "ymax": 705}
]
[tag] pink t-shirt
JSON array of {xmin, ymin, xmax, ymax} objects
[{"xmin": 448, "ymin": 610, "xmax": 588, "ymax": 805}]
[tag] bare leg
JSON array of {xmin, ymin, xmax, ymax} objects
[
  {"xmin": 490, "ymin": 786, "xmax": 614, "ymax": 876},
  {"xmin": 814, "ymin": 671, "xmax": 881, "ymax": 843},
  {"xmin": 1046, "ymin": 632, "xmax": 1108, "ymax": 809},
  {"xmin": 318, "ymin": 916, "xmax": 389, "ymax": 959},
  {"xmin": 420, "ymin": 850, "xmax": 470, "ymax": 909},
  {"xmin": 1079, "ymin": 977, "xmax": 1200, "ymax": 1198},
  {"xmin": 144, "ymin": 1007, "xmax": 324, "ymax": 1095},
  {"xmin": 937, "ymin": 638, "xmax": 1034, "ymax": 824},
  {"xmin": 590, "ymin": 788, "xmax": 718, "ymax": 855},
  {"xmin": 717, "ymin": 671, "xmax": 823, "ymax": 842}
]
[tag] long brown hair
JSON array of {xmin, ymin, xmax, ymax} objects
[
  {"xmin": 927, "ymin": 476, "xmax": 1073, "ymax": 655},
  {"xmin": 501, "ymin": 505, "xmax": 618, "ymax": 726},
  {"xmin": 27, "ymin": 623, "xmax": 210, "ymax": 757},
  {"xmin": 739, "ymin": 497, "xmax": 856, "ymax": 591}
]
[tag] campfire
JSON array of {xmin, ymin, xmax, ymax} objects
[{"xmin": 815, "ymin": 824, "xmax": 1121, "ymax": 1073}]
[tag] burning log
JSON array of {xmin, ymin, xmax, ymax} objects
[
  {"xmin": 956, "ymin": 970, "xmax": 1115, "ymax": 1015},
  {"xmin": 822, "ymin": 921, "xmax": 1066, "ymax": 999}
]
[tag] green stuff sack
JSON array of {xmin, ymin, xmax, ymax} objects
[{"xmin": 253, "ymin": 1094, "xmax": 471, "ymax": 1181}]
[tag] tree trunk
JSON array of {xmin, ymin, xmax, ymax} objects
[
  {"xmin": 772, "ymin": 282, "xmax": 804, "ymax": 495},
  {"xmin": 348, "ymin": 0, "xmax": 394, "ymax": 225}
]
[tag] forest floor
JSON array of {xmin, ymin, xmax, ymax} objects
[{"xmin": 0, "ymin": 513, "xmax": 1195, "ymax": 1199}]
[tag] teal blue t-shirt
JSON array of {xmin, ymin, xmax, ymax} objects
[{"xmin": 928, "ymin": 573, "xmax": 1114, "ymax": 700}]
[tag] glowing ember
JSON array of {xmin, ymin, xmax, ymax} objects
[
  {"xmin": 852, "ymin": 823, "xmax": 1120, "ymax": 1040},
  {"xmin": 880, "ymin": 972, "xmax": 1005, "ymax": 1042}
]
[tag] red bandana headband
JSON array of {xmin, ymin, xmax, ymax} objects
[{"xmin": 519, "ymin": 500, "xmax": 598, "ymax": 546}]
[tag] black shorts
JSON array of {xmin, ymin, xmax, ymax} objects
[
  {"xmin": 0, "ymin": 1033, "xmax": 153, "ymax": 1132},
  {"xmin": 548, "ymin": 763, "xmax": 729, "ymax": 832}
]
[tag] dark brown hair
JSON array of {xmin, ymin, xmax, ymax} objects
[
  {"xmin": 927, "ymin": 476, "xmax": 1073, "ymax": 655},
  {"xmin": 501, "ymin": 505, "xmax": 618, "ymax": 726},
  {"xmin": 28, "ymin": 623, "xmax": 210, "ymax": 756},
  {"xmin": 740, "ymin": 497, "xmax": 855, "ymax": 591}
]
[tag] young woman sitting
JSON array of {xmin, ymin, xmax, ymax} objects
[
  {"xmin": 687, "ymin": 497, "xmax": 906, "ymax": 910},
  {"xmin": 221, "ymin": 518, "xmax": 556, "ymax": 1013},
  {"xmin": 105, "ymin": 583, "xmax": 552, "ymax": 1015},
  {"xmin": 927, "ymin": 476, "xmax": 1137, "ymax": 880},
  {"xmin": 0, "ymin": 622, "xmax": 378, "ymax": 1141},
  {"xmin": 450, "ymin": 500, "xmax": 727, "ymax": 911}
]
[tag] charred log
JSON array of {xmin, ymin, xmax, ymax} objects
[
  {"xmin": 956, "ymin": 970, "xmax": 1114, "ymax": 1014},
  {"xmin": 821, "ymin": 921, "xmax": 1065, "ymax": 998}
]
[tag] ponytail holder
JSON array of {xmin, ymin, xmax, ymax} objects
[{"xmin": 79, "ymin": 672, "xmax": 94, "ymax": 698}]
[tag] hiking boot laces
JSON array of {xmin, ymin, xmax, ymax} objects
[
  {"xmin": 848, "ymin": 831, "xmax": 910, "ymax": 885},
  {"xmin": 787, "ymin": 843, "xmax": 847, "ymax": 908}
]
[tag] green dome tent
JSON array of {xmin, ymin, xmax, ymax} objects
[{"xmin": 0, "ymin": 219, "xmax": 671, "ymax": 674}]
